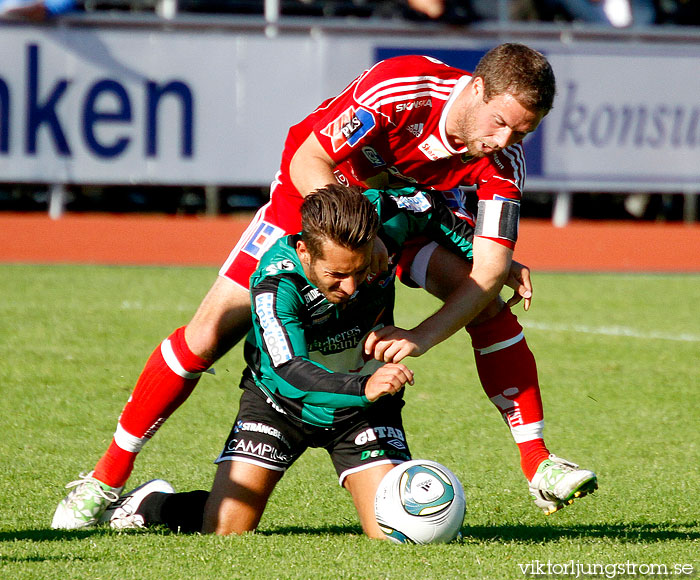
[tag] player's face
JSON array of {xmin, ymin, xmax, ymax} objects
[
  {"xmin": 449, "ymin": 77, "xmax": 544, "ymax": 158},
  {"xmin": 298, "ymin": 238, "xmax": 373, "ymax": 304}
]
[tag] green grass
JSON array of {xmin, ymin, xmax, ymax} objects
[{"xmin": 1, "ymin": 265, "xmax": 698, "ymax": 580}]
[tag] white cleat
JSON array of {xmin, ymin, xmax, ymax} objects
[
  {"xmin": 101, "ymin": 479, "xmax": 175, "ymax": 529},
  {"xmin": 52, "ymin": 471, "xmax": 122, "ymax": 529},
  {"xmin": 528, "ymin": 455, "xmax": 598, "ymax": 515}
]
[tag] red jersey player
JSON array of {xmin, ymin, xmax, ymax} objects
[
  {"xmin": 53, "ymin": 44, "xmax": 597, "ymax": 532},
  {"xmin": 222, "ymin": 53, "xmax": 528, "ymax": 292}
]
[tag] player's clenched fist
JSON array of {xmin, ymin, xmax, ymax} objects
[{"xmin": 364, "ymin": 363, "xmax": 415, "ymax": 402}]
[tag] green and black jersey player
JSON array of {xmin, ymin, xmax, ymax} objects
[
  {"xmin": 103, "ymin": 184, "xmax": 476, "ymax": 539},
  {"xmin": 211, "ymin": 184, "xmax": 475, "ymax": 537},
  {"xmin": 239, "ymin": 184, "xmax": 475, "ymax": 429}
]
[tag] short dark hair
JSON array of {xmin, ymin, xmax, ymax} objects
[
  {"xmin": 472, "ymin": 43, "xmax": 556, "ymax": 114},
  {"xmin": 301, "ymin": 184, "xmax": 379, "ymax": 260}
]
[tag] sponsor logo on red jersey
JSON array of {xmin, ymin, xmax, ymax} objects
[
  {"xmin": 321, "ymin": 106, "xmax": 377, "ymax": 153},
  {"xmin": 242, "ymin": 222, "xmax": 286, "ymax": 259},
  {"xmin": 362, "ymin": 146, "xmax": 386, "ymax": 168},
  {"xmin": 418, "ymin": 135, "xmax": 451, "ymax": 160},
  {"xmin": 395, "ymin": 98, "xmax": 432, "ymax": 112}
]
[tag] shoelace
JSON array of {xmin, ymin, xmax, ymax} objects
[
  {"xmin": 110, "ymin": 505, "xmax": 145, "ymax": 528},
  {"xmin": 65, "ymin": 472, "xmax": 120, "ymax": 503},
  {"xmin": 548, "ymin": 456, "xmax": 580, "ymax": 472}
]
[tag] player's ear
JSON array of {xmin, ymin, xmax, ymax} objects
[
  {"xmin": 296, "ymin": 239, "xmax": 311, "ymax": 265},
  {"xmin": 471, "ymin": 76, "xmax": 485, "ymax": 100}
]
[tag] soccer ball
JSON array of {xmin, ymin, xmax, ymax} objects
[{"xmin": 374, "ymin": 459, "xmax": 466, "ymax": 544}]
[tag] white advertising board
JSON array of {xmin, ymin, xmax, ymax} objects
[
  {"xmin": 0, "ymin": 22, "xmax": 698, "ymax": 192},
  {"xmin": 369, "ymin": 42, "xmax": 700, "ymax": 192},
  {"xmin": 0, "ymin": 25, "xmax": 328, "ymax": 185},
  {"xmin": 539, "ymin": 46, "xmax": 700, "ymax": 191}
]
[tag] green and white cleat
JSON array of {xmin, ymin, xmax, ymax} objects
[
  {"xmin": 528, "ymin": 455, "xmax": 597, "ymax": 515},
  {"xmin": 51, "ymin": 471, "xmax": 122, "ymax": 529}
]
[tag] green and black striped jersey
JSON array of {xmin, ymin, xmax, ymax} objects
[
  {"xmin": 364, "ymin": 186, "xmax": 474, "ymax": 264},
  {"xmin": 243, "ymin": 186, "xmax": 474, "ymax": 428}
]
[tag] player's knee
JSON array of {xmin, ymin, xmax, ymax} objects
[
  {"xmin": 186, "ymin": 289, "xmax": 253, "ymax": 359},
  {"xmin": 183, "ymin": 322, "xmax": 223, "ymax": 360},
  {"xmin": 468, "ymin": 297, "xmax": 506, "ymax": 327},
  {"xmin": 203, "ymin": 501, "xmax": 258, "ymax": 536},
  {"xmin": 365, "ymin": 526, "xmax": 387, "ymax": 540}
]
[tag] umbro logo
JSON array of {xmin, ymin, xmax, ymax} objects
[
  {"xmin": 386, "ymin": 438, "xmax": 407, "ymax": 450},
  {"xmin": 406, "ymin": 123, "xmax": 424, "ymax": 138}
]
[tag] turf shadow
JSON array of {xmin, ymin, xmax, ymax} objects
[
  {"xmin": 0, "ymin": 527, "xmax": 154, "ymax": 542},
  {"xmin": 0, "ymin": 525, "xmax": 363, "ymax": 541},
  {"xmin": 0, "ymin": 553, "xmax": 99, "ymax": 564},
  {"xmin": 460, "ymin": 522, "xmax": 700, "ymax": 544},
  {"xmin": 258, "ymin": 524, "xmax": 364, "ymax": 536},
  {"xmin": 3, "ymin": 521, "xmax": 696, "ymax": 543}
]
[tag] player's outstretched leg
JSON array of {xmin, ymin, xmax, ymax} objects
[
  {"xmin": 467, "ymin": 306, "xmax": 597, "ymax": 514},
  {"xmin": 52, "ymin": 278, "xmax": 252, "ymax": 529},
  {"xmin": 528, "ymin": 455, "xmax": 598, "ymax": 515},
  {"xmin": 466, "ymin": 306, "xmax": 550, "ymax": 477},
  {"xmin": 96, "ymin": 325, "xmax": 212, "ymax": 485},
  {"xmin": 51, "ymin": 472, "xmax": 123, "ymax": 530},
  {"xmin": 52, "ymin": 327, "xmax": 210, "ymax": 530},
  {"xmin": 420, "ymin": 246, "xmax": 598, "ymax": 515}
]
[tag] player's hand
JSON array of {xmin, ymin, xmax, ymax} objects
[
  {"xmin": 364, "ymin": 325, "xmax": 428, "ymax": 363},
  {"xmin": 371, "ymin": 237, "xmax": 389, "ymax": 275},
  {"xmin": 364, "ymin": 363, "xmax": 415, "ymax": 402},
  {"xmin": 505, "ymin": 259, "xmax": 533, "ymax": 311}
]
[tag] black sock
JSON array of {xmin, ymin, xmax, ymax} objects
[{"xmin": 139, "ymin": 490, "xmax": 210, "ymax": 533}]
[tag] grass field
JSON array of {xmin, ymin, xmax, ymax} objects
[{"xmin": 1, "ymin": 264, "xmax": 698, "ymax": 580}]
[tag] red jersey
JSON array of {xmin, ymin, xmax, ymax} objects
[{"xmin": 276, "ymin": 55, "xmax": 526, "ymax": 249}]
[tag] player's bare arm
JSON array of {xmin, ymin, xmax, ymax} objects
[
  {"xmin": 417, "ymin": 236, "xmax": 512, "ymax": 341},
  {"xmin": 290, "ymin": 135, "xmax": 389, "ymax": 273},
  {"xmin": 289, "ymin": 133, "xmax": 338, "ymax": 197},
  {"xmin": 365, "ymin": 257, "xmax": 531, "ymax": 363},
  {"xmin": 364, "ymin": 325, "xmax": 424, "ymax": 363},
  {"xmin": 367, "ymin": 238, "xmax": 512, "ymax": 363}
]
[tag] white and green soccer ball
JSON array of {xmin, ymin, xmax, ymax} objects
[{"xmin": 374, "ymin": 459, "xmax": 466, "ymax": 544}]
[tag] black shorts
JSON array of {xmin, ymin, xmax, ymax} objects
[{"xmin": 215, "ymin": 387, "xmax": 412, "ymax": 485}]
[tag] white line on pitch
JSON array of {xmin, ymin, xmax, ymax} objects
[
  {"xmin": 119, "ymin": 300, "xmax": 192, "ymax": 312},
  {"xmin": 521, "ymin": 321, "xmax": 700, "ymax": 342},
  {"xmin": 116, "ymin": 301, "xmax": 700, "ymax": 343}
]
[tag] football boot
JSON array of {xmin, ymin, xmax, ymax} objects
[
  {"xmin": 101, "ymin": 479, "xmax": 175, "ymax": 529},
  {"xmin": 52, "ymin": 471, "xmax": 122, "ymax": 529},
  {"xmin": 528, "ymin": 455, "xmax": 597, "ymax": 515}
]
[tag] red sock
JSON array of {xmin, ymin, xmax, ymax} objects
[
  {"xmin": 467, "ymin": 307, "xmax": 550, "ymax": 480},
  {"xmin": 94, "ymin": 326, "xmax": 211, "ymax": 488}
]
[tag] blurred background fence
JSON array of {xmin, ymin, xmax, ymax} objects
[{"xmin": 0, "ymin": 0, "xmax": 698, "ymax": 225}]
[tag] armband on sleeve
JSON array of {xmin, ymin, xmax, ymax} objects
[{"xmin": 474, "ymin": 199, "xmax": 520, "ymax": 243}]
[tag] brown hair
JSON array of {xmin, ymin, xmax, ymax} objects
[
  {"xmin": 472, "ymin": 43, "xmax": 556, "ymax": 113},
  {"xmin": 301, "ymin": 184, "xmax": 379, "ymax": 259}
]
